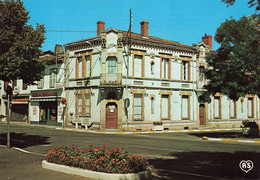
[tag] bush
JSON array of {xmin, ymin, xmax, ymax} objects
[{"xmin": 43, "ymin": 144, "xmax": 149, "ymax": 174}]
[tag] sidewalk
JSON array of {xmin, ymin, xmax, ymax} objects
[{"xmin": 0, "ymin": 145, "xmax": 92, "ymax": 180}]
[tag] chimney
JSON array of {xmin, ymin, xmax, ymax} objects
[
  {"xmin": 140, "ymin": 21, "xmax": 149, "ymax": 37},
  {"xmin": 97, "ymin": 21, "xmax": 105, "ymax": 36},
  {"xmin": 202, "ymin": 34, "xmax": 212, "ymax": 50}
]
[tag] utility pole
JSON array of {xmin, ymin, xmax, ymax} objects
[{"xmin": 6, "ymin": 85, "xmax": 12, "ymax": 149}]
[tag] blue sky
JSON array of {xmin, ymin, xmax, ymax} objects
[{"xmin": 22, "ymin": 0, "xmax": 255, "ymax": 51}]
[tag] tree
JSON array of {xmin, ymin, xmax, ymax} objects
[
  {"xmin": 203, "ymin": 16, "xmax": 260, "ymax": 101},
  {"xmin": 0, "ymin": 0, "xmax": 46, "ymax": 85},
  {"xmin": 222, "ymin": 0, "xmax": 260, "ymax": 14}
]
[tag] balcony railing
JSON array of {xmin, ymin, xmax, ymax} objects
[{"xmin": 100, "ymin": 73, "xmax": 122, "ymax": 85}]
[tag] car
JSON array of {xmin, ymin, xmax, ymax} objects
[{"xmin": 242, "ymin": 121, "xmax": 259, "ymax": 137}]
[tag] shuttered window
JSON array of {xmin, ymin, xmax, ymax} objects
[
  {"xmin": 182, "ymin": 95, "xmax": 189, "ymax": 119},
  {"xmin": 162, "ymin": 95, "xmax": 169, "ymax": 119},
  {"xmin": 107, "ymin": 57, "xmax": 117, "ymax": 74},
  {"xmin": 77, "ymin": 94, "xmax": 82, "ymax": 116},
  {"xmin": 78, "ymin": 57, "xmax": 83, "ymax": 78},
  {"xmin": 134, "ymin": 94, "xmax": 142, "ymax": 119},
  {"xmin": 162, "ymin": 58, "xmax": 169, "ymax": 79},
  {"xmin": 85, "ymin": 93, "xmax": 90, "ymax": 116},
  {"xmin": 134, "ymin": 55, "xmax": 142, "ymax": 78},
  {"xmin": 85, "ymin": 55, "xmax": 91, "ymax": 77},
  {"xmin": 214, "ymin": 97, "xmax": 221, "ymax": 118}
]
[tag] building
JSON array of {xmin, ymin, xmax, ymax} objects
[
  {"xmin": 1, "ymin": 21, "xmax": 259, "ymax": 130},
  {"xmin": 64, "ymin": 21, "xmax": 200, "ymax": 131},
  {"xmin": 28, "ymin": 45, "xmax": 66, "ymax": 126},
  {"xmin": 194, "ymin": 35, "xmax": 260, "ymax": 129}
]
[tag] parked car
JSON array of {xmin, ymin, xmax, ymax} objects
[{"xmin": 242, "ymin": 120, "xmax": 259, "ymax": 137}]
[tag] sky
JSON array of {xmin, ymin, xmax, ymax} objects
[{"xmin": 22, "ymin": 0, "xmax": 256, "ymax": 51}]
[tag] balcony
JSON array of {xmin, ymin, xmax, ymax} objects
[{"xmin": 100, "ymin": 73, "xmax": 122, "ymax": 85}]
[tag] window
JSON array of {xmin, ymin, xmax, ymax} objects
[
  {"xmin": 12, "ymin": 79, "xmax": 17, "ymax": 89},
  {"xmin": 214, "ymin": 96, "xmax": 221, "ymax": 118},
  {"xmin": 22, "ymin": 81, "xmax": 28, "ymax": 90},
  {"xmin": 230, "ymin": 100, "xmax": 236, "ymax": 118},
  {"xmin": 248, "ymin": 97, "xmax": 254, "ymax": 118},
  {"xmin": 85, "ymin": 93, "xmax": 90, "ymax": 116},
  {"xmin": 85, "ymin": 55, "xmax": 91, "ymax": 77},
  {"xmin": 107, "ymin": 57, "xmax": 117, "ymax": 74},
  {"xmin": 151, "ymin": 97, "xmax": 155, "ymax": 114},
  {"xmin": 77, "ymin": 94, "xmax": 82, "ymax": 116},
  {"xmin": 162, "ymin": 58, "xmax": 169, "ymax": 79},
  {"xmin": 241, "ymin": 99, "xmax": 244, "ymax": 113},
  {"xmin": 38, "ymin": 78, "xmax": 44, "ymax": 89},
  {"xmin": 182, "ymin": 95, "xmax": 189, "ymax": 119},
  {"xmin": 151, "ymin": 61, "xmax": 155, "ymax": 75},
  {"xmin": 134, "ymin": 55, "xmax": 142, "ymax": 78},
  {"xmin": 199, "ymin": 66, "xmax": 205, "ymax": 81},
  {"xmin": 134, "ymin": 94, "xmax": 143, "ymax": 119},
  {"xmin": 77, "ymin": 57, "xmax": 83, "ymax": 78},
  {"xmin": 76, "ymin": 92, "xmax": 91, "ymax": 117},
  {"xmin": 182, "ymin": 61, "xmax": 189, "ymax": 80},
  {"xmin": 162, "ymin": 95, "xmax": 169, "ymax": 119},
  {"xmin": 50, "ymin": 68, "xmax": 56, "ymax": 87}
]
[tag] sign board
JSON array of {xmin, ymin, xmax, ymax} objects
[{"xmin": 60, "ymin": 97, "xmax": 67, "ymax": 105}]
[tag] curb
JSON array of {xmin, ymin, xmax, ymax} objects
[
  {"xmin": 0, "ymin": 145, "xmax": 45, "ymax": 156},
  {"xmin": 55, "ymin": 127, "xmax": 242, "ymax": 135},
  {"xmin": 202, "ymin": 136, "xmax": 260, "ymax": 144},
  {"xmin": 42, "ymin": 160, "xmax": 151, "ymax": 180}
]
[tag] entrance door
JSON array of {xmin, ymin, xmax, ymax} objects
[
  {"xmin": 106, "ymin": 103, "xmax": 117, "ymax": 129},
  {"xmin": 199, "ymin": 104, "xmax": 206, "ymax": 126}
]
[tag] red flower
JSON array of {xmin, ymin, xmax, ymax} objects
[
  {"xmin": 72, "ymin": 143, "xmax": 74, "ymax": 146},
  {"xmin": 49, "ymin": 147, "xmax": 52, "ymax": 150},
  {"xmin": 96, "ymin": 146, "xmax": 100, "ymax": 150},
  {"xmin": 103, "ymin": 145, "xmax": 107, "ymax": 149}
]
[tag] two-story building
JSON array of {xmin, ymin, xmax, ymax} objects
[
  {"xmin": 194, "ymin": 35, "xmax": 260, "ymax": 129},
  {"xmin": 64, "ymin": 21, "xmax": 200, "ymax": 131}
]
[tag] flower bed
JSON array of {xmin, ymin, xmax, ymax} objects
[{"xmin": 43, "ymin": 144, "xmax": 150, "ymax": 174}]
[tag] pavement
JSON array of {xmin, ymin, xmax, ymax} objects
[{"xmin": 1, "ymin": 122, "xmax": 260, "ymax": 180}]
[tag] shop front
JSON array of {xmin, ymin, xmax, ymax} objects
[
  {"xmin": 11, "ymin": 97, "xmax": 29, "ymax": 122},
  {"xmin": 30, "ymin": 90, "xmax": 64, "ymax": 126}
]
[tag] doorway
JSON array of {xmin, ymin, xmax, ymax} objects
[
  {"xmin": 106, "ymin": 102, "xmax": 117, "ymax": 129},
  {"xmin": 199, "ymin": 104, "xmax": 206, "ymax": 126}
]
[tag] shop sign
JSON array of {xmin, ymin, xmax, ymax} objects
[
  {"xmin": 32, "ymin": 92, "xmax": 57, "ymax": 97},
  {"xmin": 58, "ymin": 107, "xmax": 62, "ymax": 116},
  {"xmin": 33, "ymin": 107, "xmax": 37, "ymax": 115}
]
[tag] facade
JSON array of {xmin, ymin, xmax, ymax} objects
[
  {"xmin": 0, "ymin": 45, "xmax": 66, "ymax": 126},
  {"xmin": 0, "ymin": 21, "xmax": 259, "ymax": 131},
  {"xmin": 64, "ymin": 21, "xmax": 202, "ymax": 131},
  {"xmin": 194, "ymin": 36, "xmax": 260, "ymax": 129}
]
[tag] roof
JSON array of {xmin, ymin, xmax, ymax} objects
[{"xmin": 64, "ymin": 27, "xmax": 197, "ymax": 52}]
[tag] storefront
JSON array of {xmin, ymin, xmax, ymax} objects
[
  {"xmin": 29, "ymin": 90, "xmax": 64, "ymax": 126},
  {"xmin": 11, "ymin": 97, "xmax": 29, "ymax": 122}
]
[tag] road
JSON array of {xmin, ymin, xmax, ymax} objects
[{"xmin": 0, "ymin": 123, "xmax": 259, "ymax": 179}]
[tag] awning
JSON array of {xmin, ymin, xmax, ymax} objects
[
  {"xmin": 30, "ymin": 97, "xmax": 61, "ymax": 102},
  {"xmin": 11, "ymin": 99, "xmax": 29, "ymax": 104}
]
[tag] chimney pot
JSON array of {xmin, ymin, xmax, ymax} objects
[
  {"xmin": 202, "ymin": 34, "xmax": 212, "ymax": 50},
  {"xmin": 97, "ymin": 21, "xmax": 105, "ymax": 36},
  {"xmin": 140, "ymin": 21, "xmax": 149, "ymax": 37}
]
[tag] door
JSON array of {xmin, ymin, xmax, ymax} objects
[
  {"xmin": 106, "ymin": 103, "xmax": 117, "ymax": 129},
  {"xmin": 199, "ymin": 104, "xmax": 205, "ymax": 126}
]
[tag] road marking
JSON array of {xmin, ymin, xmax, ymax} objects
[{"xmin": 202, "ymin": 136, "xmax": 260, "ymax": 144}]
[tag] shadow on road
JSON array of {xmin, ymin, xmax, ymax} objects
[
  {"xmin": 150, "ymin": 151, "xmax": 260, "ymax": 180},
  {"xmin": 0, "ymin": 132, "xmax": 50, "ymax": 148},
  {"xmin": 189, "ymin": 131, "xmax": 259, "ymax": 139}
]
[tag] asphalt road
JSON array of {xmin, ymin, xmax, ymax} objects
[{"xmin": 0, "ymin": 123, "xmax": 259, "ymax": 180}]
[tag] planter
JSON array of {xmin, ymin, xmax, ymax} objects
[
  {"xmin": 42, "ymin": 160, "xmax": 151, "ymax": 180},
  {"xmin": 152, "ymin": 125, "xmax": 164, "ymax": 131}
]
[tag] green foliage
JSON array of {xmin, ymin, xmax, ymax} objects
[
  {"xmin": 222, "ymin": 0, "xmax": 260, "ymax": 13},
  {"xmin": 43, "ymin": 144, "xmax": 150, "ymax": 174},
  {"xmin": 0, "ymin": 0, "xmax": 46, "ymax": 84},
  {"xmin": 204, "ymin": 16, "xmax": 260, "ymax": 101}
]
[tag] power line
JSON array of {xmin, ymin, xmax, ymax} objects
[{"xmin": 46, "ymin": 30, "xmax": 96, "ymax": 33}]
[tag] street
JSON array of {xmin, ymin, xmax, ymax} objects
[{"xmin": 0, "ymin": 123, "xmax": 259, "ymax": 180}]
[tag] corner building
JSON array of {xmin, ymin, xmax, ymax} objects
[{"xmin": 64, "ymin": 21, "xmax": 199, "ymax": 131}]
